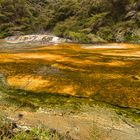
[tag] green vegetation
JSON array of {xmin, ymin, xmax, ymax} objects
[
  {"xmin": 0, "ymin": 113, "xmax": 50, "ymax": 140},
  {"xmin": 0, "ymin": 111, "xmax": 72, "ymax": 140},
  {"xmin": 0, "ymin": 0, "xmax": 139, "ymax": 43}
]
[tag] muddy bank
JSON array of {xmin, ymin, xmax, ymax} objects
[{"xmin": 1, "ymin": 100, "xmax": 140, "ymax": 140}]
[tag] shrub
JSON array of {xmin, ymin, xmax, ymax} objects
[
  {"xmin": 97, "ymin": 26, "xmax": 114, "ymax": 41},
  {"xmin": 65, "ymin": 31, "xmax": 91, "ymax": 43}
]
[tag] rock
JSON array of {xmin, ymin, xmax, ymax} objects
[
  {"xmin": 13, "ymin": 128, "xmax": 21, "ymax": 133},
  {"xmin": 17, "ymin": 125, "xmax": 30, "ymax": 131},
  {"xmin": 5, "ymin": 34, "xmax": 72, "ymax": 44}
]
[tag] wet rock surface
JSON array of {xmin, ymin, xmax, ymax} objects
[{"xmin": 5, "ymin": 35, "xmax": 71, "ymax": 44}]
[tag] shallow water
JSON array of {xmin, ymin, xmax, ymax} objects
[
  {"xmin": 83, "ymin": 44, "xmax": 125, "ymax": 49},
  {"xmin": 0, "ymin": 41, "xmax": 140, "ymax": 139},
  {"xmin": 0, "ymin": 41, "xmax": 140, "ymax": 108}
]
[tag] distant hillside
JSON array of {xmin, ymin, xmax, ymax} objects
[{"xmin": 0, "ymin": 0, "xmax": 140, "ymax": 43}]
